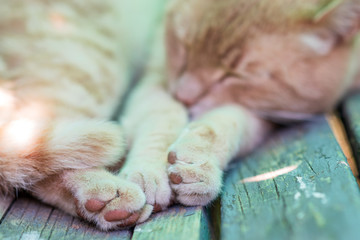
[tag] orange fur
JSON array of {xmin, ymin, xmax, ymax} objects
[
  {"xmin": 166, "ymin": 0, "xmax": 360, "ymax": 120},
  {"xmin": 1, "ymin": 0, "xmax": 360, "ymax": 231}
]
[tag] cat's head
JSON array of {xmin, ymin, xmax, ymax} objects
[{"xmin": 166, "ymin": 0, "xmax": 360, "ymax": 117}]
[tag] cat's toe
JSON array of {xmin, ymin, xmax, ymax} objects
[
  {"xmin": 66, "ymin": 169, "xmax": 146, "ymax": 230},
  {"xmin": 117, "ymin": 212, "xmax": 141, "ymax": 228},
  {"xmin": 167, "ymin": 151, "xmax": 223, "ymax": 206},
  {"xmin": 120, "ymin": 163, "xmax": 172, "ymax": 215},
  {"xmin": 85, "ymin": 199, "xmax": 106, "ymax": 212},
  {"xmin": 104, "ymin": 209, "xmax": 133, "ymax": 222}
]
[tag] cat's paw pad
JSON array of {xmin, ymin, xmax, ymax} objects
[
  {"xmin": 167, "ymin": 151, "xmax": 222, "ymax": 206},
  {"xmin": 67, "ymin": 170, "xmax": 146, "ymax": 230},
  {"xmin": 120, "ymin": 164, "xmax": 172, "ymax": 214}
]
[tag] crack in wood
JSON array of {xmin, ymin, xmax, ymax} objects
[
  {"xmin": 65, "ymin": 216, "xmax": 75, "ymax": 238},
  {"xmin": 272, "ymin": 179, "xmax": 280, "ymax": 200},
  {"xmin": 47, "ymin": 209, "xmax": 60, "ymax": 239},
  {"xmin": 304, "ymin": 158, "xmax": 317, "ymax": 175},
  {"xmin": 280, "ymin": 196, "xmax": 293, "ymax": 234},
  {"xmin": 39, "ymin": 208, "xmax": 54, "ymax": 239},
  {"xmin": 0, "ymin": 197, "xmax": 15, "ymax": 225},
  {"xmin": 237, "ymin": 196, "xmax": 246, "ymax": 217}
]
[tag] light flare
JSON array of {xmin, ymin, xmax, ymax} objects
[
  {"xmin": 1, "ymin": 102, "xmax": 47, "ymax": 152},
  {"xmin": 3, "ymin": 118, "xmax": 39, "ymax": 150},
  {"xmin": 0, "ymin": 89, "xmax": 15, "ymax": 108},
  {"xmin": 240, "ymin": 165, "xmax": 299, "ymax": 183}
]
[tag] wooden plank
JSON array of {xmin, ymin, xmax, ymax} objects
[
  {"xmin": 0, "ymin": 196, "xmax": 13, "ymax": 220},
  {"xmin": 0, "ymin": 196, "xmax": 131, "ymax": 240},
  {"xmin": 342, "ymin": 93, "xmax": 360, "ymax": 170},
  {"xmin": 0, "ymin": 196, "xmax": 53, "ymax": 240},
  {"xmin": 39, "ymin": 208, "xmax": 131, "ymax": 240},
  {"xmin": 221, "ymin": 116, "xmax": 360, "ymax": 240},
  {"xmin": 132, "ymin": 206, "xmax": 212, "ymax": 240},
  {"xmin": 327, "ymin": 112, "xmax": 360, "ymax": 184}
]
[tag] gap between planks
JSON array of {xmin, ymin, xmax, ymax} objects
[
  {"xmin": 0, "ymin": 196, "xmax": 14, "ymax": 223},
  {"xmin": 326, "ymin": 112, "xmax": 360, "ymax": 186}
]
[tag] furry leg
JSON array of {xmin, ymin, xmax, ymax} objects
[
  {"xmin": 119, "ymin": 78, "xmax": 187, "ymax": 221},
  {"xmin": 0, "ymin": 119, "xmax": 126, "ymax": 194},
  {"xmin": 30, "ymin": 167, "xmax": 146, "ymax": 231},
  {"xmin": 167, "ymin": 105, "xmax": 272, "ymax": 206}
]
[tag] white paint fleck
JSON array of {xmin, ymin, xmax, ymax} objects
[
  {"xmin": 296, "ymin": 176, "xmax": 307, "ymax": 190},
  {"xmin": 134, "ymin": 227, "xmax": 153, "ymax": 233},
  {"xmin": 296, "ymin": 176, "xmax": 328, "ymax": 204},
  {"xmin": 338, "ymin": 161, "xmax": 349, "ymax": 167},
  {"xmin": 20, "ymin": 231, "xmax": 44, "ymax": 240},
  {"xmin": 313, "ymin": 192, "xmax": 328, "ymax": 204}
]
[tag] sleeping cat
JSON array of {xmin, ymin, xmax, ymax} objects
[
  {"xmin": 0, "ymin": 0, "xmax": 154, "ymax": 230},
  {"xmin": 121, "ymin": 0, "xmax": 360, "ymax": 222},
  {"xmin": 1, "ymin": 0, "xmax": 360, "ymax": 231}
]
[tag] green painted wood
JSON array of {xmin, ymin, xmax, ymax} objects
[
  {"xmin": 0, "ymin": 196, "xmax": 13, "ymax": 220},
  {"xmin": 132, "ymin": 206, "xmax": 212, "ymax": 240},
  {"xmin": 221, "ymin": 116, "xmax": 360, "ymax": 240},
  {"xmin": 39, "ymin": 208, "xmax": 131, "ymax": 240},
  {"xmin": 342, "ymin": 93, "xmax": 360, "ymax": 167},
  {"xmin": 0, "ymin": 197, "xmax": 53, "ymax": 240},
  {"xmin": 0, "ymin": 196, "xmax": 130, "ymax": 240}
]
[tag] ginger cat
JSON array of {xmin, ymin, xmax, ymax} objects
[
  {"xmin": 1, "ymin": 0, "xmax": 360, "ymax": 231},
  {"xmin": 0, "ymin": 0, "xmax": 156, "ymax": 230}
]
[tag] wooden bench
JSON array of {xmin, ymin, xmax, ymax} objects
[
  {"xmin": 2, "ymin": 1, "xmax": 360, "ymax": 238},
  {"xmin": 1, "ymin": 94, "xmax": 360, "ymax": 240}
]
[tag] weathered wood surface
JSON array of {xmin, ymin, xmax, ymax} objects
[
  {"xmin": 0, "ymin": 195, "xmax": 131, "ymax": 240},
  {"xmin": 221, "ymin": 116, "xmax": 360, "ymax": 240},
  {"xmin": 0, "ymin": 196, "xmax": 13, "ymax": 220},
  {"xmin": 342, "ymin": 93, "xmax": 360, "ymax": 169},
  {"xmin": 132, "ymin": 206, "xmax": 211, "ymax": 240},
  {"xmin": 1, "ymin": 116, "xmax": 360, "ymax": 240},
  {"xmin": 0, "ymin": 195, "xmax": 210, "ymax": 240}
]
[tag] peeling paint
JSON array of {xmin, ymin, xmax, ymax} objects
[
  {"xmin": 296, "ymin": 176, "xmax": 307, "ymax": 190},
  {"xmin": 313, "ymin": 192, "xmax": 328, "ymax": 204},
  {"xmin": 296, "ymin": 176, "xmax": 328, "ymax": 204}
]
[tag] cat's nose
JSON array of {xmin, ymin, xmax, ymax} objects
[{"xmin": 174, "ymin": 73, "xmax": 204, "ymax": 106}]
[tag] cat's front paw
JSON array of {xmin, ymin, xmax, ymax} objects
[
  {"xmin": 65, "ymin": 169, "xmax": 147, "ymax": 231},
  {"xmin": 167, "ymin": 150, "xmax": 223, "ymax": 206},
  {"xmin": 120, "ymin": 162, "xmax": 172, "ymax": 214}
]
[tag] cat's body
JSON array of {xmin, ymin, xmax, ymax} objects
[
  {"xmin": 0, "ymin": 0, "xmax": 128, "ymax": 193},
  {"xmin": 0, "ymin": 0, "xmax": 150, "ymax": 230},
  {"xmin": 0, "ymin": 0, "xmax": 359, "ymax": 231}
]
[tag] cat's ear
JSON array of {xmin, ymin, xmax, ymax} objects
[
  {"xmin": 313, "ymin": 0, "xmax": 360, "ymax": 41},
  {"xmin": 301, "ymin": 1, "xmax": 360, "ymax": 55}
]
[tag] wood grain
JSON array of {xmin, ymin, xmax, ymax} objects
[
  {"xmin": 132, "ymin": 206, "xmax": 212, "ymax": 240},
  {"xmin": 0, "ymin": 196, "xmax": 13, "ymax": 220},
  {"xmin": 221, "ymin": 116, "xmax": 360, "ymax": 240},
  {"xmin": 0, "ymin": 196, "xmax": 131, "ymax": 240}
]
